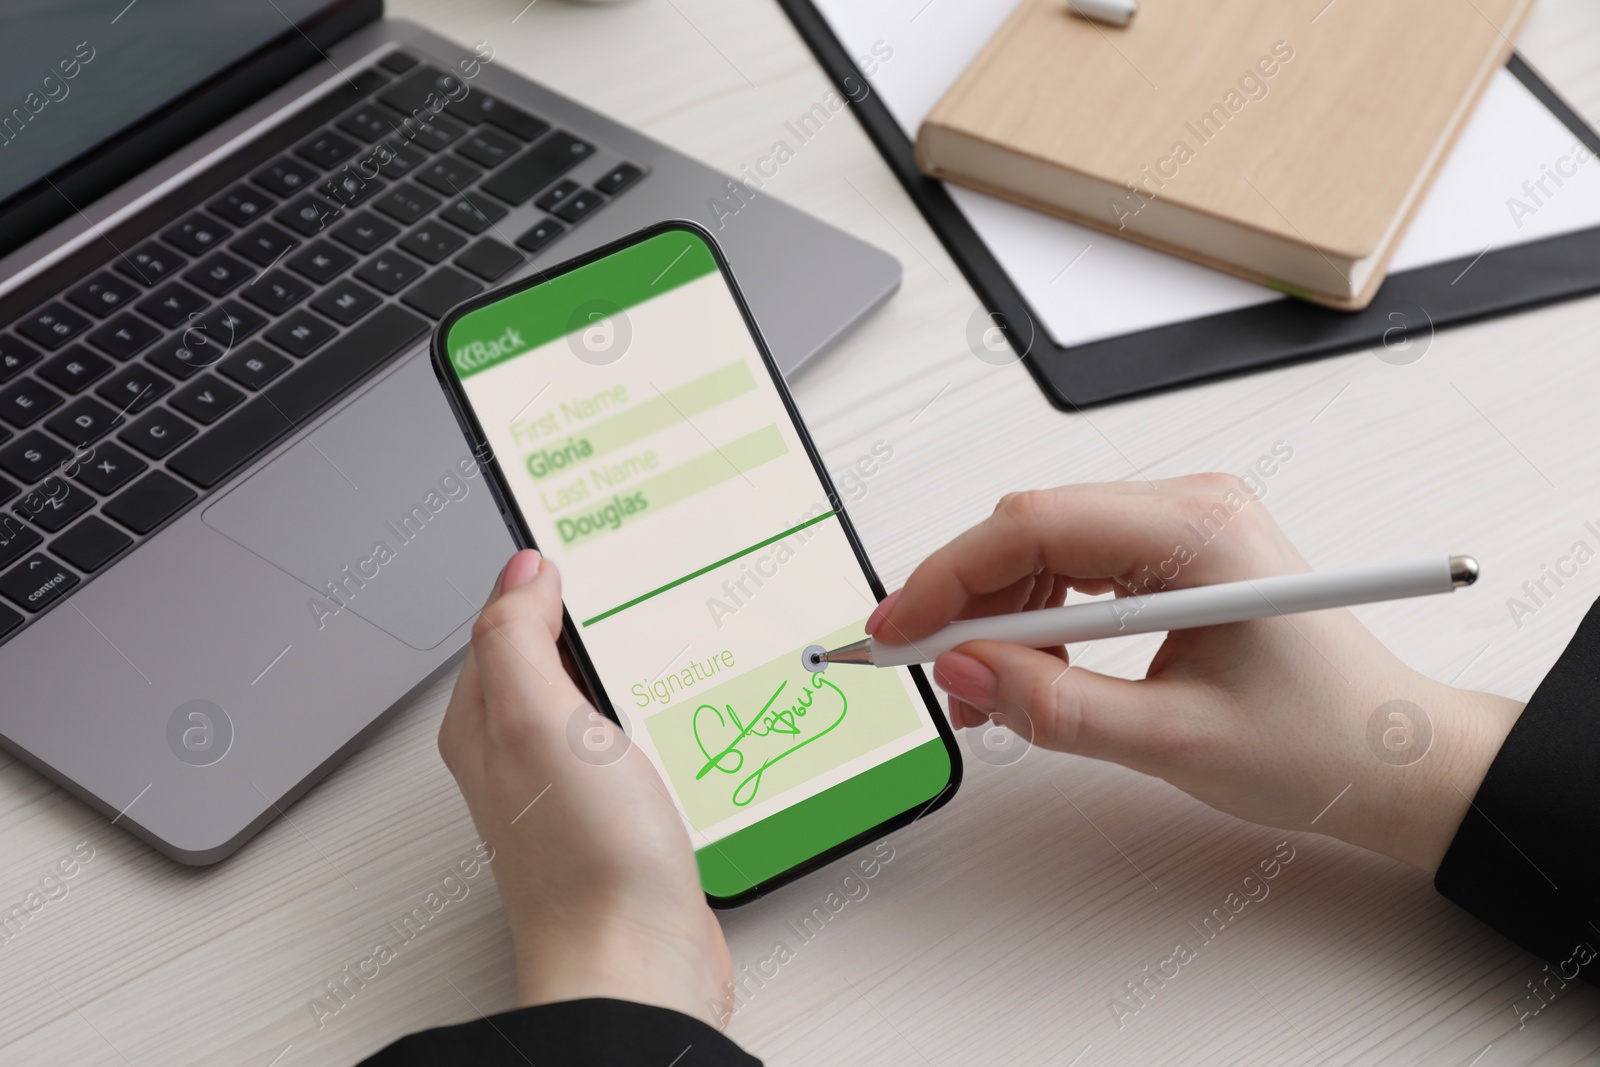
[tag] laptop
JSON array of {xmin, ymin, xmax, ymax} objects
[{"xmin": 0, "ymin": 1, "xmax": 900, "ymax": 864}]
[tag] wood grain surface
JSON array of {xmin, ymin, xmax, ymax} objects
[{"xmin": 2, "ymin": 1, "xmax": 1598, "ymax": 1064}]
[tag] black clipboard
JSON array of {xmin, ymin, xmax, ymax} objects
[{"xmin": 777, "ymin": 0, "xmax": 1600, "ymax": 409}]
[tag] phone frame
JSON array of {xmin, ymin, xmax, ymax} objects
[{"xmin": 430, "ymin": 219, "xmax": 962, "ymax": 907}]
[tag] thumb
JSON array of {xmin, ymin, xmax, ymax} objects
[
  {"xmin": 934, "ymin": 641, "xmax": 1189, "ymax": 770},
  {"xmin": 472, "ymin": 550, "xmax": 590, "ymax": 747}
]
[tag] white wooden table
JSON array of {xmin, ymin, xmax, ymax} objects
[{"xmin": 4, "ymin": 1, "xmax": 1599, "ymax": 1063}]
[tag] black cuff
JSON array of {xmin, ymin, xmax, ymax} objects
[
  {"xmin": 359, "ymin": 997, "xmax": 761, "ymax": 1067},
  {"xmin": 1435, "ymin": 600, "xmax": 1600, "ymax": 987}
]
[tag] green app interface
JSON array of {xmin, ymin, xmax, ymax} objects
[{"xmin": 446, "ymin": 228, "xmax": 950, "ymax": 897}]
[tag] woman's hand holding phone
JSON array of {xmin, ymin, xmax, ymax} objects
[{"xmin": 439, "ymin": 549, "xmax": 733, "ymax": 1025}]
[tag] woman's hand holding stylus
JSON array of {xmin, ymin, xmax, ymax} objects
[{"xmin": 871, "ymin": 476, "xmax": 1524, "ymax": 872}]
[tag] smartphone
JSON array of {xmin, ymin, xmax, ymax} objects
[{"xmin": 432, "ymin": 221, "xmax": 960, "ymax": 906}]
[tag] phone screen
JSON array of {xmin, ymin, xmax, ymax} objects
[{"xmin": 438, "ymin": 225, "xmax": 955, "ymax": 902}]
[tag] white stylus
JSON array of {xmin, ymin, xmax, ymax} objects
[{"xmin": 803, "ymin": 555, "xmax": 1478, "ymax": 670}]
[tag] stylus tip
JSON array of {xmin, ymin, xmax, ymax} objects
[{"xmin": 802, "ymin": 644, "xmax": 828, "ymax": 673}]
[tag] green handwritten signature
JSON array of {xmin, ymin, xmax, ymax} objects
[{"xmin": 691, "ymin": 675, "xmax": 848, "ymax": 807}]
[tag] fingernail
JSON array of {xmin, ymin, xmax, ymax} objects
[
  {"xmin": 865, "ymin": 589, "xmax": 903, "ymax": 636},
  {"xmin": 502, "ymin": 549, "xmax": 543, "ymax": 590},
  {"xmin": 933, "ymin": 652, "xmax": 997, "ymax": 711}
]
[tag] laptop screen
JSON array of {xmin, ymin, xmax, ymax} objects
[{"xmin": 0, "ymin": 0, "xmax": 375, "ymax": 256}]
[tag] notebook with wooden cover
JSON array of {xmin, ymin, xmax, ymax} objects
[{"xmin": 915, "ymin": 0, "xmax": 1532, "ymax": 310}]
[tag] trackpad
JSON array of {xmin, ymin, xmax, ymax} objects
[{"xmin": 204, "ymin": 353, "xmax": 511, "ymax": 651}]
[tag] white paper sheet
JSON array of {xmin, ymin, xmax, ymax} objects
[{"xmin": 815, "ymin": 0, "xmax": 1600, "ymax": 347}]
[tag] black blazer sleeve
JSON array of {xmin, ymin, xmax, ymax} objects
[
  {"xmin": 359, "ymin": 998, "xmax": 762, "ymax": 1067},
  {"xmin": 1435, "ymin": 599, "xmax": 1600, "ymax": 986}
]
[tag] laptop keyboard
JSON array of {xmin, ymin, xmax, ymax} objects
[{"xmin": 0, "ymin": 49, "xmax": 647, "ymax": 645}]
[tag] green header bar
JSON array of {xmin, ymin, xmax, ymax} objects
[{"xmin": 446, "ymin": 228, "xmax": 719, "ymax": 379}]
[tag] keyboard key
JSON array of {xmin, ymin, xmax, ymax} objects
[
  {"xmin": 337, "ymin": 103, "xmax": 400, "ymax": 142},
  {"xmin": 345, "ymin": 67, "xmax": 391, "ymax": 99},
  {"xmin": 66, "ymin": 273, "xmax": 140, "ymax": 318},
  {"xmin": 276, "ymin": 193, "xmax": 345, "ymax": 237},
  {"xmin": 230, "ymin": 222, "xmax": 300, "ymax": 267},
  {"xmin": 13, "ymin": 477, "xmax": 93, "ymax": 532},
  {"xmin": 45, "ymin": 397, "xmax": 121, "ymax": 446},
  {"xmin": 286, "ymin": 240, "xmax": 355, "ymax": 284},
  {"xmin": 252, "ymin": 156, "xmax": 320, "ymax": 198},
  {"xmin": 311, "ymin": 280, "xmax": 381, "ymax": 325},
  {"xmin": 191, "ymin": 301, "xmax": 267, "ymax": 347},
  {"xmin": 355, "ymin": 251, "xmax": 425, "ymax": 294},
  {"xmin": 209, "ymin": 184, "xmax": 279, "ymax": 227},
  {"xmin": 331, "ymin": 212, "xmax": 399, "ymax": 254},
  {"xmin": 0, "ymin": 554, "xmax": 79, "ymax": 612},
  {"xmin": 0, "ymin": 379, "xmax": 64, "ymax": 427},
  {"xmin": 0, "ymin": 336, "xmax": 43, "ymax": 382},
  {"xmin": 116, "ymin": 242, "xmax": 187, "ymax": 287},
  {"xmin": 217, "ymin": 343, "xmax": 290, "ymax": 391},
  {"xmin": 0, "ymin": 475, "xmax": 15, "ymax": 506},
  {"xmin": 416, "ymin": 157, "xmax": 482, "ymax": 198},
  {"xmin": 70, "ymin": 440, "xmax": 145, "ymax": 494},
  {"xmin": 0, "ymin": 602, "xmax": 19, "ymax": 637},
  {"xmin": 372, "ymin": 183, "xmax": 441, "ymax": 225},
  {"xmin": 398, "ymin": 222, "xmax": 467, "ymax": 264},
  {"xmin": 534, "ymin": 179, "xmax": 582, "ymax": 212},
  {"xmin": 594, "ymin": 162, "xmax": 644, "ymax": 196},
  {"xmin": 135, "ymin": 282, "xmax": 211, "ymax": 329},
  {"xmin": 104, "ymin": 472, "xmax": 196, "ymax": 534},
  {"xmin": 38, "ymin": 348, "xmax": 112, "ymax": 393},
  {"xmin": 439, "ymin": 195, "xmax": 507, "ymax": 235},
  {"xmin": 120, "ymin": 407, "xmax": 197, "ymax": 459},
  {"xmin": 162, "ymin": 213, "xmax": 233, "ymax": 257},
  {"xmin": 95, "ymin": 364, "xmax": 172, "ymax": 414},
  {"xmin": 378, "ymin": 51, "xmax": 419, "ymax": 75},
  {"xmin": 320, "ymin": 167, "xmax": 385, "ymax": 207},
  {"xmin": 51, "ymin": 517, "xmax": 132, "ymax": 573},
  {"xmin": 454, "ymin": 238, "xmax": 523, "ymax": 282},
  {"xmin": 0, "ymin": 515, "xmax": 42, "ymax": 570},
  {"xmin": 402, "ymin": 267, "xmax": 482, "ymax": 319},
  {"xmin": 380, "ymin": 67, "xmax": 548, "ymax": 140},
  {"xmin": 457, "ymin": 95, "xmax": 548, "ymax": 141},
  {"xmin": 170, "ymin": 375, "xmax": 244, "ymax": 425},
  {"xmin": 143, "ymin": 336, "xmax": 210, "ymax": 381},
  {"xmin": 552, "ymin": 188, "xmax": 603, "ymax": 224},
  {"xmin": 17, "ymin": 303, "xmax": 91, "ymax": 349},
  {"xmin": 373, "ymin": 141, "xmax": 428, "ymax": 181},
  {"xmin": 168, "ymin": 306, "xmax": 427, "ymax": 488},
  {"xmin": 0, "ymin": 432, "xmax": 69, "ymax": 482},
  {"xmin": 457, "ymin": 127, "xmax": 521, "ymax": 169},
  {"xmin": 85, "ymin": 313, "xmax": 161, "ymax": 360},
  {"xmin": 183, "ymin": 252, "xmax": 254, "ymax": 297},
  {"xmin": 386, "ymin": 108, "xmax": 467, "ymax": 152},
  {"xmin": 513, "ymin": 217, "xmax": 566, "ymax": 256},
  {"xmin": 480, "ymin": 132, "xmax": 593, "ymax": 205},
  {"xmin": 295, "ymin": 129, "xmax": 359, "ymax": 169},
  {"xmin": 240, "ymin": 270, "xmax": 312, "ymax": 315},
  {"xmin": 265, "ymin": 311, "xmax": 337, "ymax": 357},
  {"xmin": 378, "ymin": 67, "xmax": 467, "ymax": 116}
]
